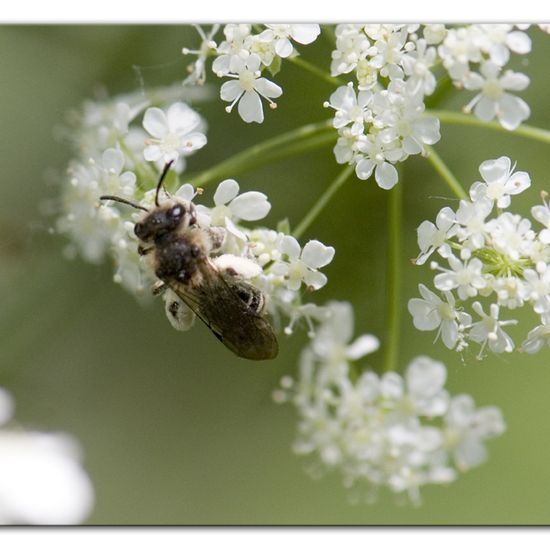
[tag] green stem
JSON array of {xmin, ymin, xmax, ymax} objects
[
  {"xmin": 287, "ymin": 55, "xmax": 344, "ymax": 87},
  {"xmin": 424, "ymin": 145, "xmax": 468, "ymax": 200},
  {"xmin": 384, "ymin": 183, "xmax": 403, "ymax": 373},
  {"xmin": 189, "ymin": 120, "xmax": 335, "ymax": 188},
  {"xmin": 428, "ymin": 109, "xmax": 550, "ymax": 144},
  {"xmin": 293, "ymin": 164, "xmax": 354, "ymax": 239}
]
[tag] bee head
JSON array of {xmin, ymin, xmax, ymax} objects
[{"xmin": 134, "ymin": 203, "xmax": 187, "ymax": 242}]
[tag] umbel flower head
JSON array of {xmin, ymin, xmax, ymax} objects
[
  {"xmin": 274, "ymin": 302, "xmax": 505, "ymax": 504},
  {"xmin": 322, "ymin": 24, "xmax": 536, "ymax": 189},
  {"xmin": 57, "ymin": 84, "xmax": 336, "ymax": 341},
  {"xmin": 409, "ymin": 156, "xmax": 550, "ymax": 357}
]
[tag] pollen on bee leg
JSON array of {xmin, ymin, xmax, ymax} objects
[{"xmin": 213, "ymin": 254, "xmax": 262, "ymax": 279}]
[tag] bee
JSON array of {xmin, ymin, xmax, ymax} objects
[{"xmin": 100, "ymin": 162, "xmax": 278, "ymax": 361}]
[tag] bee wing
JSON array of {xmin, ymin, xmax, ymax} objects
[{"xmin": 167, "ymin": 260, "xmax": 278, "ymax": 361}]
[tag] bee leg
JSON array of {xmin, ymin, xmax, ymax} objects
[
  {"xmin": 152, "ymin": 281, "xmax": 167, "ymax": 296},
  {"xmin": 138, "ymin": 245, "xmax": 153, "ymax": 256}
]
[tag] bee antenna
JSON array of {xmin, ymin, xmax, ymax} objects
[
  {"xmin": 99, "ymin": 195, "xmax": 149, "ymax": 213},
  {"xmin": 155, "ymin": 160, "xmax": 175, "ymax": 207}
]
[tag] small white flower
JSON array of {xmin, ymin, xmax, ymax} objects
[
  {"xmin": 455, "ymin": 196, "xmax": 493, "ymax": 251},
  {"xmin": 531, "ymin": 193, "xmax": 550, "ymax": 244},
  {"xmin": 408, "ymin": 284, "xmax": 471, "ymax": 350},
  {"xmin": 404, "ymin": 356, "xmax": 449, "ymax": 417},
  {"xmin": 99, "ymin": 148, "xmax": 136, "ymax": 197},
  {"xmin": 463, "ymin": 61, "xmax": 530, "ymax": 130},
  {"xmin": 521, "ymin": 264, "xmax": 550, "ymax": 315},
  {"xmin": 415, "ymin": 206, "xmax": 456, "ymax": 265},
  {"xmin": 485, "ymin": 212, "xmax": 534, "ymax": 261},
  {"xmin": 521, "ymin": 322, "xmax": 550, "ymax": 353},
  {"xmin": 476, "ymin": 24, "xmax": 531, "ymax": 67},
  {"xmin": 331, "ymin": 24, "xmax": 371, "ymax": 76},
  {"xmin": 262, "ymin": 24, "xmax": 321, "ymax": 58},
  {"xmin": 443, "ymin": 394, "xmax": 505, "ymax": 470},
  {"xmin": 311, "ymin": 301, "xmax": 380, "ymax": 366},
  {"xmin": 212, "ymin": 24, "xmax": 252, "ymax": 76},
  {"xmin": 469, "ymin": 302, "xmax": 517, "ymax": 356},
  {"xmin": 433, "ymin": 256, "xmax": 487, "ymax": 300},
  {"xmin": 142, "ymin": 102, "xmax": 207, "ymax": 163},
  {"xmin": 355, "ymin": 135, "xmax": 401, "ymax": 190},
  {"xmin": 402, "ymin": 39, "xmax": 437, "ymax": 96},
  {"xmin": 197, "ymin": 179, "xmax": 271, "ymax": 240},
  {"xmin": 220, "ymin": 54, "xmax": 282, "ymax": 124},
  {"xmin": 469, "ymin": 156, "xmax": 530, "ymax": 208},
  {"xmin": 324, "ymin": 84, "xmax": 373, "ymax": 136},
  {"xmin": 271, "ymin": 236, "xmax": 335, "ymax": 291},
  {"xmin": 182, "ymin": 24, "xmax": 220, "ymax": 85}
]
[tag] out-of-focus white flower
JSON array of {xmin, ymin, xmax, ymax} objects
[
  {"xmin": 331, "ymin": 24, "xmax": 371, "ymax": 76},
  {"xmin": 443, "ymin": 394, "xmax": 506, "ymax": 470},
  {"xmin": 402, "ymin": 39, "xmax": 437, "ymax": 96},
  {"xmin": 476, "ymin": 24, "xmax": 532, "ymax": 67},
  {"xmin": 463, "ymin": 61, "xmax": 530, "ymax": 130},
  {"xmin": 310, "ymin": 301, "xmax": 380, "ymax": 366},
  {"xmin": 277, "ymin": 345, "xmax": 505, "ymax": 504},
  {"xmin": 220, "ymin": 54, "xmax": 282, "ymax": 123},
  {"xmin": 142, "ymin": 102, "xmax": 207, "ymax": 163},
  {"xmin": 521, "ymin": 322, "xmax": 550, "ymax": 353},
  {"xmin": 99, "ymin": 148, "xmax": 136, "ymax": 197},
  {"xmin": 0, "ymin": 388, "xmax": 94, "ymax": 525}
]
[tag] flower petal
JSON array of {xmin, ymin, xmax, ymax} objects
[
  {"xmin": 230, "ymin": 191, "xmax": 271, "ymax": 221},
  {"xmin": 143, "ymin": 107, "xmax": 168, "ymax": 139},
  {"xmin": 280, "ymin": 235, "xmax": 301, "ymax": 260},
  {"xmin": 346, "ymin": 335, "xmax": 380, "ymax": 360},
  {"xmin": 255, "ymin": 77, "xmax": 283, "ymax": 99},
  {"xmin": 301, "ymin": 240, "xmax": 335, "ymax": 268},
  {"xmin": 304, "ymin": 270, "xmax": 327, "ymax": 290},
  {"xmin": 238, "ymin": 90, "xmax": 264, "ymax": 123},
  {"xmin": 220, "ymin": 80, "xmax": 243, "ymax": 102},
  {"xmin": 214, "ymin": 179, "xmax": 240, "ymax": 206}
]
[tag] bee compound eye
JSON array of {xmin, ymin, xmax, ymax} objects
[
  {"xmin": 134, "ymin": 222, "xmax": 144, "ymax": 238},
  {"xmin": 170, "ymin": 205, "xmax": 184, "ymax": 219}
]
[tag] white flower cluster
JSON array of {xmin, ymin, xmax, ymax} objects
[
  {"xmin": 274, "ymin": 302, "xmax": 505, "ymax": 504},
  {"xmin": 182, "ymin": 24, "xmax": 321, "ymax": 123},
  {"xmin": 0, "ymin": 387, "xmax": 94, "ymax": 524},
  {"xmin": 438, "ymin": 24, "xmax": 532, "ymax": 130},
  {"xmin": 409, "ymin": 156, "xmax": 550, "ymax": 357},
  {"xmin": 326, "ymin": 24, "xmax": 441, "ymax": 189},
  {"xmin": 58, "ymin": 86, "xmax": 335, "ymax": 335},
  {"xmin": 57, "ymin": 85, "xmax": 210, "ymax": 294},
  {"xmin": 325, "ymin": 24, "xmax": 542, "ymax": 189}
]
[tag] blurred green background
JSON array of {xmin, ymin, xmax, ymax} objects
[{"xmin": 1, "ymin": 25, "xmax": 550, "ymax": 525}]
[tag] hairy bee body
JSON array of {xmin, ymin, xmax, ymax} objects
[{"xmin": 135, "ymin": 198, "xmax": 278, "ymax": 361}]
